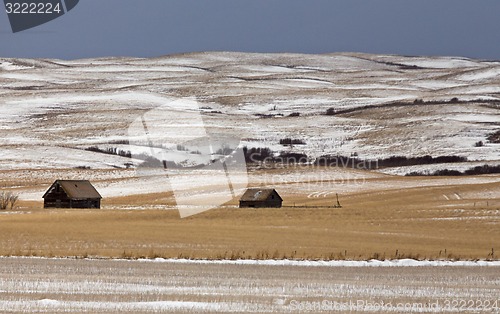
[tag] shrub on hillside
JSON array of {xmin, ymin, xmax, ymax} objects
[
  {"xmin": 376, "ymin": 155, "xmax": 467, "ymax": 168},
  {"xmin": 138, "ymin": 156, "xmax": 179, "ymax": 169},
  {"xmin": 325, "ymin": 108, "xmax": 337, "ymax": 115},
  {"xmin": 405, "ymin": 164, "xmax": 500, "ymax": 176},
  {"xmin": 279, "ymin": 138, "xmax": 306, "ymax": 145},
  {"xmin": 85, "ymin": 146, "xmax": 131, "ymax": 158},
  {"xmin": 242, "ymin": 146, "xmax": 274, "ymax": 163},
  {"xmin": 487, "ymin": 130, "xmax": 500, "ymax": 143}
]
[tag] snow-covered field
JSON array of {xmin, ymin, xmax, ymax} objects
[{"xmin": 0, "ymin": 257, "xmax": 499, "ymax": 313}]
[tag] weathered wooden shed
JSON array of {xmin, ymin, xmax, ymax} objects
[
  {"xmin": 239, "ymin": 188, "xmax": 282, "ymax": 208},
  {"xmin": 42, "ymin": 180, "xmax": 102, "ymax": 209}
]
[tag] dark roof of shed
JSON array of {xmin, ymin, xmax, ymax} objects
[
  {"xmin": 239, "ymin": 188, "xmax": 282, "ymax": 202},
  {"xmin": 43, "ymin": 180, "xmax": 102, "ymax": 199}
]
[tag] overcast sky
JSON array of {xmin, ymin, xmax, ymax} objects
[{"xmin": 2, "ymin": 0, "xmax": 500, "ymax": 60}]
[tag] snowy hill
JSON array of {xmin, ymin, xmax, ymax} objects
[{"xmin": 1, "ymin": 52, "xmax": 499, "ymax": 172}]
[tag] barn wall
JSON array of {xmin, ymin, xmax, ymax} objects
[
  {"xmin": 239, "ymin": 200, "xmax": 282, "ymax": 208},
  {"xmin": 44, "ymin": 198, "xmax": 100, "ymax": 209},
  {"xmin": 43, "ymin": 182, "xmax": 101, "ymax": 209},
  {"xmin": 70, "ymin": 199, "xmax": 100, "ymax": 209},
  {"xmin": 44, "ymin": 199, "xmax": 71, "ymax": 208},
  {"xmin": 44, "ymin": 192, "xmax": 70, "ymax": 201},
  {"xmin": 44, "ymin": 185, "xmax": 70, "ymax": 208}
]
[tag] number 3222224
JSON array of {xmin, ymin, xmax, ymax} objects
[{"xmin": 5, "ymin": 2, "xmax": 62, "ymax": 14}]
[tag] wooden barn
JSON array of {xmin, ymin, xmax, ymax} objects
[
  {"xmin": 239, "ymin": 188, "xmax": 282, "ymax": 208},
  {"xmin": 42, "ymin": 180, "xmax": 102, "ymax": 209}
]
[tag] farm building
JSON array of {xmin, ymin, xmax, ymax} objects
[
  {"xmin": 42, "ymin": 180, "xmax": 102, "ymax": 209},
  {"xmin": 239, "ymin": 188, "xmax": 283, "ymax": 208}
]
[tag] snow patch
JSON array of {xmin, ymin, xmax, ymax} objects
[{"xmin": 141, "ymin": 258, "xmax": 500, "ymax": 267}]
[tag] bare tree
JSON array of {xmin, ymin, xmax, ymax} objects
[
  {"xmin": 8, "ymin": 193, "xmax": 18, "ymax": 209},
  {"xmin": 0, "ymin": 191, "xmax": 19, "ymax": 210},
  {"xmin": 0, "ymin": 192, "xmax": 8, "ymax": 209}
]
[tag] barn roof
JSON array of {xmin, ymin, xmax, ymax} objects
[
  {"xmin": 42, "ymin": 180, "xmax": 102, "ymax": 199},
  {"xmin": 239, "ymin": 188, "xmax": 282, "ymax": 202}
]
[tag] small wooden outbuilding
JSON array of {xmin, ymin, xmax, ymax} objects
[
  {"xmin": 42, "ymin": 180, "xmax": 102, "ymax": 209},
  {"xmin": 239, "ymin": 188, "xmax": 282, "ymax": 208}
]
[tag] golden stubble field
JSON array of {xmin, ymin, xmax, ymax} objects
[{"xmin": 1, "ymin": 168, "xmax": 499, "ymax": 261}]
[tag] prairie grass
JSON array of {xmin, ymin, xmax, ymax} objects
[
  {"xmin": 1, "ymin": 179, "xmax": 499, "ymax": 261},
  {"xmin": 1, "ymin": 166, "xmax": 499, "ymax": 261}
]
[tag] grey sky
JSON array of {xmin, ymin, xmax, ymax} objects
[{"xmin": 1, "ymin": 0, "xmax": 500, "ymax": 60}]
